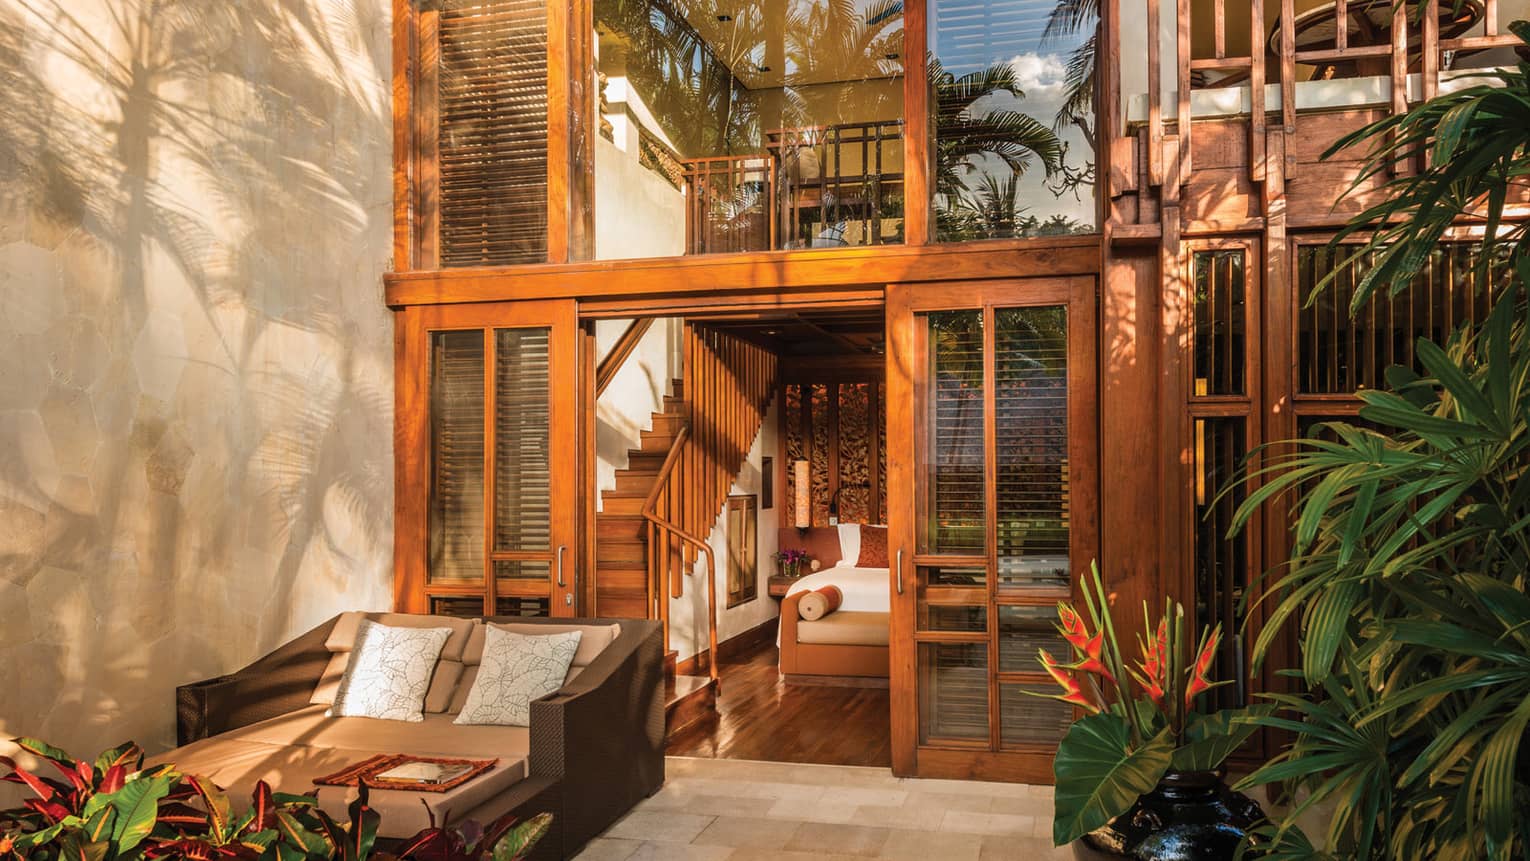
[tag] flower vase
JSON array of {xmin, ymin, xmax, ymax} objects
[{"xmin": 1071, "ymin": 770, "xmax": 1264, "ymax": 861}]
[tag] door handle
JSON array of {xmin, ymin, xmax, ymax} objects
[
  {"xmin": 555, "ymin": 545, "xmax": 567, "ymax": 588},
  {"xmin": 895, "ymin": 548, "xmax": 904, "ymax": 595}
]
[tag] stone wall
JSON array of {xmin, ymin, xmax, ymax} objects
[{"xmin": 0, "ymin": 0, "xmax": 395, "ymax": 764}]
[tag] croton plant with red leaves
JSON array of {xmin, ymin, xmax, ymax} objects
[{"xmin": 1038, "ymin": 563, "xmax": 1271, "ymax": 847}]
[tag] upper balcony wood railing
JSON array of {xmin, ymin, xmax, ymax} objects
[
  {"xmin": 1140, "ymin": 0, "xmax": 1524, "ymax": 192},
  {"xmin": 683, "ymin": 120, "xmax": 904, "ymax": 256}
]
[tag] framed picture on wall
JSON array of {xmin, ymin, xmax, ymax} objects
[
  {"xmin": 761, "ymin": 456, "xmax": 773, "ymax": 509},
  {"xmin": 725, "ymin": 494, "xmax": 758, "ymax": 608}
]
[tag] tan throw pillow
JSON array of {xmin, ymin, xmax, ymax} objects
[
  {"xmin": 330, "ymin": 620, "xmax": 452, "ymax": 722},
  {"xmin": 798, "ymin": 585, "xmax": 843, "ymax": 621},
  {"xmin": 454, "ymin": 627, "xmax": 582, "ymax": 727}
]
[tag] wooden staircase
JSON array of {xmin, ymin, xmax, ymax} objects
[
  {"xmin": 592, "ymin": 322, "xmax": 778, "ymax": 737},
  {"xmin": 594, "ymin": 379, "xmax": 720, "ymax": 734},
  {"xmin": 594, "ymin": 382, "xmax": 687, "ymax": 620}
]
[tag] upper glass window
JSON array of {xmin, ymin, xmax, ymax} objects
[
  {"xmin": 928, "ymin": 0, "xmax": 1096, "ymax": 241},
  {"xmin": 593, "ymin": 0, "xmax": 905, "ymax": 258}
]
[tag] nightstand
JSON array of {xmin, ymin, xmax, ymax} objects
[{"xmin": 768, "ymin": 574, "xmax": 806, "ymax": 599}]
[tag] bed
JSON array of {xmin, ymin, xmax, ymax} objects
[{"xmin": 777, "ymin": 525, "xmax": 891, "ymax": 683}]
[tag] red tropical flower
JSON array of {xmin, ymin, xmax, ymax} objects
[
  {"xmin": 1069, "ymin": 632, "xmax": 1116, "ymax": 684},
  {"xmin": 1130, "ymin": 617, "xmax": 1169, "ymax": 707},
  {"xmin": 1057, "ymin": 603, "xmax": 1090, "ymax": 650},
  {"xmin": 1185, "ymin": 628, "xmax": 1222, "ymax": 708},
  {"xmin": 1040, "ymin": 649, "xmax": 1099, "ymax": 713}
]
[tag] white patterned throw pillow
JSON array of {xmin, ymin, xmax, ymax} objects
[
  {"xmin": 454, "ymin": 627, "xmax": 582, "ymax": 726},
  {"xmin": 329, "ymin": 620, "xmax": 452, "ymax": 722}
]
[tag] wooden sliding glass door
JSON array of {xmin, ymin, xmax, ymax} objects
[
  {"xmin": 395, "ymin": 300, "xmax": 579, "ymax": 617},
  {"xmin": 887, "ymin": 278, "xmax": 1098, "ymax": 782}
]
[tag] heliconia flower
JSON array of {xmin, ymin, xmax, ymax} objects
[
  {"xmin": 1068, "ymin": 632, "xmax": 1117, "ymax": 684},
  {"xmin": 1057, "ymin": 603, "xmax": 1091, "ymax": 651},
  {"xmin": 1185, "ymin": 628, "xmax": 1222, "ymax": 709},
  {"xmin": 1040, "ymin": 649, "xmax": 1099, "ymax": 713}
]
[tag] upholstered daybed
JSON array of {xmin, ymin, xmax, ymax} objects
[
  {"xmin": 779, "ymin": 585, "xmax": 889, "ymax": 681},
  {"xmin": 160, "ymin": 612, "xmax": 664, "ymax": 860}
]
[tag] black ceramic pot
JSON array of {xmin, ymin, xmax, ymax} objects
[{"xmin": 1071, "ymin": 770, "xmax": 1264, "ymax": 861}]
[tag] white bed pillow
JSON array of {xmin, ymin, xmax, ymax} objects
[
  {"xmin": 329, "ymin": 620, "xmax": 453, "ymax": 722},
  {"xmin": 454, "ymin": 627, "xmax": 583, "ymax": 726},
  {"xmin": 836, "ymin": 522, "xmax": 861, "ymax": 567}
]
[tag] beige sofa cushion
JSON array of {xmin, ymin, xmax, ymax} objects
[
  {"xmin": 450, "ymin": 622, "xmax": 618, "ymax": 712},
  {"xmin": 314, "ymin": 613, "xmax": 479, "ymax": 712},
  {"xmin": 225, "ymin": 705, "xmax": 530, "ymax": 761},
  {"xmin": 463, "ymin": 622, "xmax": 620, "ymax": 667},
  {"xmin": 312, "ymin": 653, "xmax": 463, "ymax": 714},
  {"xmin": 325, "ymin": 612, "xmax": 477, "ymax": 661},
  {"xmin": 153, "ymin": 738, "xmax": 526, "ymax": 839},
  {"xmin": 797, "ymin": 611, "xmax": 890, "ymax": 646}
]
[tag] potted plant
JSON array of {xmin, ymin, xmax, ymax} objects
[
  {"xmin": 1038, "ymin": 565, "xmax": 1269, "ymax": 859},
  {"xmin": 774, "ymin": 548, "xmax": 809, "ymax": 579}
]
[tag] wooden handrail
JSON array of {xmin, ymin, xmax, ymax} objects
[
  {"xmin": 639, "ymin": 424, "xmax": 720, "ymax": 690},
  {"xmin": 642, "ymin": 424, "xmax": 690, "ymax": 516},
  {"xmin": 595, "ymin": 317, "xmax": 655, "ymax": 398}
]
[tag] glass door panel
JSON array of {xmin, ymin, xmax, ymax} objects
[
  {"xmin": 919, "ymin": 642, "xmax": 990, "ymax": 744},
  {"xmin": 428, "ymin": 331, "xmax": 487, "ymax": 584},
  {"xmin": 888, "ymin": 277, "xmax": 1096, "ymax": 782},
  {"xmin": 920, "ymin": 310, "xmax": 986, "ymax": 555},
  {"xmin": 995, "ymin": 307, "xmax": 1072, "ymax": 596},
  {"xmin": 402, "ymin": 300, "xmax": 578, "ymax": 618},
  {"xmin": 493, "ymin": 327, "xmax": 553, "ymax": 554}
]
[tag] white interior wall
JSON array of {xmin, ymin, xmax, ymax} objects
[
  {"xmin": 595, "ymin": 77, "xmax": 687, "ymax": 261},
  {"xmin": 667, "ymin": 395, "xmax": 781, "ymax": 662},
  {"xmin": 594, "ymin": 318, "xmax": 682, "ymax": 508}
]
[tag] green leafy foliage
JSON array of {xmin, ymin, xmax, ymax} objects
[
  {"xmin": 0, "ymin": 741, "xmax": 552, "ymax": 861},
  {"xmin": 1039, "ymin": 565, "xmax": 1270, "ymax": 845},
  {"xmin": 1051, "ymin": 715, "xmax": 1174, "ymax": 844},
  {"xmin": 1228, "ymin": 32, "xmax": 1530, "ymax": 859}
]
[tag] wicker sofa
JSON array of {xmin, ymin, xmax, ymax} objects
[{"xmin": 161, "ymin": 612, "xmax": 664, "ymax": 860}]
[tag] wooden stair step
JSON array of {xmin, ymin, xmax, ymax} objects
[
  {"xmin": 665, "ymin": 674, "xmax": 717, "ymax": 738},
  {"xmin": 614, "ymin": 469, "xmax": 661, "ymax": 493},
  {"xmin": 601, "ymin": 492, "xmax": 647, "ymax": 515},
  {"xmin": 625, "ymin": 450, "xmax": 668, "ymax": 471},
  {"xmin": 596, "ymin": 538, "xmax": 646, "ymax": 563},
  {"xmin": 597, "ymin": 517, "xmax": 646, "ymax": 542},
  {"xmin": 645, "ymin": 413, "xmax": 685, "ymax": 436}
]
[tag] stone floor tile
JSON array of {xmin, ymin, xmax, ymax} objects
[
  {"xmin": 851, "ymin": 803, "xmax": 949, "ymax": 831},
  {"xmin": 764, "ymin": 795, "xmax": 862, "ymax": 824},
  {"xmin": 784, "ymin": 821, "xmax": 892, "ymax": 857},
  {"xmin": 604, "ymin": 810, "xmax": 715, "ymax": 844},
  {"xmin": 979, "ymin": 834, "xmax": 1072, "ymax": 860},
  {"xmin": 725, "ymin": 849, "xmax": 867, "ymax": 861},
  {"xmin": 876, "ymin": 828, "xmax": 985, "ymax": 861},
  {"xmin": 624, "ymin": 842, "xmax": 733, "ymax": 860},
  {"xmin": 691, "ymin": 815, "xmax": 797, "ymax": 850},
  {"xmin": 646, "ymin": 792, "xmax": 766, "ymax": 818},
  {"xmin": 570, "ymin": 837, "xmax": 641, "ymax": 861}
]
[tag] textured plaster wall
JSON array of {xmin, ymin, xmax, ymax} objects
[{"xmin": 0, "ymin": 0, "xmax": 395, "ymax": 763}]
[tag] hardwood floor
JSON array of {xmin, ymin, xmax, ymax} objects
[{"xmin": 666, "ymin": 637, "xmax": 892, "ymax": 768}]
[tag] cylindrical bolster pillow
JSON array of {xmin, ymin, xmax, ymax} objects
[{"xmin": 797, "ymin": 586, "xmax": 843, "ymax": 621}]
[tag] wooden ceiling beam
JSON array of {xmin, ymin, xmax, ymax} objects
[{"xmin": 385, "ymin": 237, "xmax": 1101, "ymax": 308}]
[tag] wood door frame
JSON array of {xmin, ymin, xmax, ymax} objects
[
  {"xmin": 394, "ymin": 298, "xmax": 580, "ymax": 616},
  {"xmin": 887, "ymin": 276, "xmax": 1100, "ymax": 782}
]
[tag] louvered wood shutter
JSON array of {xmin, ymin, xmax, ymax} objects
[
  {"xmin": 438, "ymin": 0, "xmax": 549, "ymax": 266},
  {"xmin": 493, "ymin": 328, "xmax": 552, "ymax": 553},
  {"xmin": 993, "ymin": 307, "xmax": 1070, "ymax": 592},
  {"xmin": 428, "ymin": 331, "xmax": 486, "ymax": 582},
  {"xmin": 926, "ymin": 310, "xmax": 986, "ymax": 554}
]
